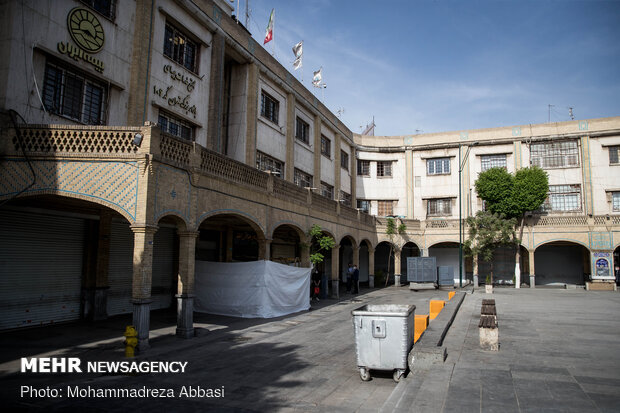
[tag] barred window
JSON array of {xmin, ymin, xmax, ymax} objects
[
  {"xmin": 378, "ymin": 200, "xmax": 394, "ymax": 216},
  {"xmin": 542, "ymin": 184, "xmax": 582, "ymax": 212},
  {"xmin": 320, "ymin": 135, "xmax": 331, "ymax": 157},
  {"xmin": 80, "ymin": 0, "xmax": 116, "ymax": 20},
  {"xmin": 163, "ymin": 23, "xmax": 198, "ymax": 73},
  {"xmin": 340, "ymin": 190, "xmax": 351, "ymax": 207},
  {"xmin": 296, "ymin": 117, "xmax": 310, "ymax": 144},
  {"xmin": 357, "ymin": 199, "xmax": 370, "ymax": 213},
  {"xmin": 341, "ymin": 150, "xmax": 349, "ymax": 171},
  {"xmin": 256, "ymin": 151, "xmax": 283, "ymax": 177},
  {"xmin": 294, "ymin": 168, "xmax": 312, "ymax": 189},
  {"xmin": 320, "ymin": 182, "xmax": 333, "ymax": 199},
  {"xmin": 260, "ymin": 91, "xmax": 279, "ymax": 124},
  {"xmin": 357, "ymin": 160, "xmax": 370, "ymax": 176},
  {"xmin": 427, "ymin": 158, "xmax": 450, "ymax": 175},
  {"xmin": 158, "ymin": 111, "xmax": 194, "ymax": 140},
  {"xmin": 530, "ymin": 141, "xmax": 579, "ymax": 168},
  {"xmin": 481, "ymin": 154, "xmax": 507, "ymax": 171},
  {"xmin": 609, "ymin": 146, "xmax": 620, "ymax": 165},
  {"xmin": 43, "ymin": 61, "xmax": 106, "ymax": 125},
  {"xmin": 427, "ymin": 198, "xmax": 452, "ymax": 216},
  {"xmin": 377, "ymin": 161, "xmax": 392, "ymax": 177},
  {"xmin": 613, "ymin": 192, "xmax": 620, "ymax": 212}
]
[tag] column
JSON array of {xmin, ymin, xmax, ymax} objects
[
  {"xmin": 93, "ymin": 211, "xmax": 112, "ymax": 320},
  {"xmin": 393, "ymin": 247, "xmax": 402, "ymax": 286},
  {"xmin": 313, "ymin": 115, "xmax": 322, "ymax": 187},
  {"xmin": 130, "ymin": 224, "xmax": 158, "ymax": 352},
  {"xmin": 207, "ymin": 31, "xmax": 226, "ymax": 153},
  {"xmin": 529, "ymin": 249, "xmax": 536, "ymax": 288},
  {"xmin": 301, "ymin": 236, "xmax": 311, "ymax": 267},
  {"xmin": 245, "ymin": 63, "xmax": 259, "ymax": 166},
  {"xmin": 225, "ymin": 227, "xmax": 233, "ymax": 262},
  {"xmin": 405, "ymin": 149, "xmax": 414, "ymax": 219},
  {"xmin": 473, "ymin": 255, "xmax": 479, "ymax": 288},
  {"xmin": 353, "ymin": 246, "xmax": 360, "ymax": 292},
  {"xmin": 259, "ymin": 238, "xmax": 272, "ymax": 261},
  {"xmin": 176, "ymin": 230, "xmax": 198, "ymax": 339},
  {"xmin": 334, "ymin": 134, "xmax": 341, "ymax": 214},
  {"xmin": 368, "ymin": 247, "xmax": 375, "ymax": 288},
  {"xmin": 331, "ymin": 245, "xmax": 340, "ymax": 298},
  {"xmin": 285, "ymin": 93, "xmax": 295, "ymax": 182},
  {"xmin": 350, "ymin": 144, "xmax": 357, "ymax": 207}
]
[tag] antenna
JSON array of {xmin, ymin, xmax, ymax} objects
[
  {"xmin": 548, "ymin": 104, "xmax": 555, "ymax": 123},
  {"xmin": 336, "ymin": 107, "xmax": 345, "ymax": 118},
  {"xmin": 568, "ymin": 107, "xmax": 575, "ymax": 120},
  {"xmin": 245, "ymin": 0, "xmax": 250, "ymax": 27}
]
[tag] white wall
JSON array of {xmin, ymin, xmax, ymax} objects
[{"xmin": 256, "ymin": 79, "xmax": 287, "ymax": 172}]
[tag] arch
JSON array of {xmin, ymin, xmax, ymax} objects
[
  {"xmin": 400, "ymin": 241, "xmax": 421, "ymax": 278},
  {"xmin": 196, "ymin": 209, "xmax": 265, "ymax": 238},
  {"xmin": 271, "ymin": 223, "xmax": 304, "ymax": 265},
  {"xmin": 339, "ymin": 234, "xmax": 358, "ymax": 248},
  {"xmin": 534, "ymin": 240, "xmax": 591, "ymax": 285},
  {"xmin": 428, "ymin": 240, "xmax": 460, "ymax": 249},
  {"xmin": 196, "ymin": 212, "xmax": 265, "ymax": 262},
  {"xmin": 156, "ymin": 212, "xmax": 188, "ymax": 232},
  {"xmin": 269, "ymin": 220, "xmax": 305, "ymax": 240},
  {"xmin": 534, "ymin": 238, "xmax": 590, "ymax": 252},
  {"xmin": 360, "ymin": 238, "xmax": 374, "ymax": 250}
]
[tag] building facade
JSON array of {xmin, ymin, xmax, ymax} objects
[{"xmin": 0, "ymin": 0, "xmax": 618, "ymax": 350}]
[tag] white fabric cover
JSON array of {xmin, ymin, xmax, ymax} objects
[{"xmin": 194, "ymin": 260, "xmax": 311, "ymax": 318}]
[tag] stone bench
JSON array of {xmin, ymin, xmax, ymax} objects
[{"xmin": 479, "ymin": 299, "xmax": 498, "ymax": 351}]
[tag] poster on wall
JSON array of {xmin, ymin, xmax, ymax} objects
[{"xmin": 592, "ymin": 251, "xmax": 614, "ymax": 280}]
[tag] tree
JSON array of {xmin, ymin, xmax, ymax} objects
[
  {"xmin": 475, "ymin": 166, "xmax": 548, "ymax": 286},
  {"xmin": 384, "ymin": 217, "xmax": 406, "ymax": 286},
  {"xmin": 308, "ymin": 224, "xmax": 335, "ymax": 268},
  {"xmin": 463, "ymin": 211, "xmax": 518, "ymax": 286}
]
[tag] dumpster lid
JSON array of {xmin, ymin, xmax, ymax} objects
[{"xmin": 351, "ymin": 304, "xmax": 415, "ymax": 317}]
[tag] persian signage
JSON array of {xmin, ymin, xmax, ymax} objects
[
  {"xmin": 592, "ymin": 251, "xmax": 613, "ymax": 280},
  {"xmin": 58, "ymin": 8, "xmax": 105, "ymax": 73},
  {"xmin": 154, "ymin": 65, "xmax": 200, "ymax": 118}
]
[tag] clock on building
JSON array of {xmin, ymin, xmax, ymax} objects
[{"xmin": 67, "ymin": 8, "xmax": 105, "ymax": 53}]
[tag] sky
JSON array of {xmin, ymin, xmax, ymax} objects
[{"xmin": 237, "ymin": 0, "xmax": 620, "ymax": 136}]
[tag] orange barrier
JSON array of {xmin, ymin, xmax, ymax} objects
[
  {"xmin": 414, "ymin": 314, "xmax": 429, "ymax": 343},
  {"xmin": 448, "ymin": 291, "xmax": 456, "ymax": 300},
  {"xmin": 429, "ymin": 299, "xmax": 445, "ymax": 320}
]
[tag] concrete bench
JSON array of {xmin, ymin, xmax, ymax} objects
[{"xmin": 479, "ymin": 300, "xmax": 499, "ymax": 351}]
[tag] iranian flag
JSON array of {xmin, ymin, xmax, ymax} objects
[{"xmin": 264, "ymin": 9, "xmax": 274, "ymax": 44}]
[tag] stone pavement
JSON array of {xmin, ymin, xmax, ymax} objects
[{"xmin": 1, "ymin": 287, "xmax": 620, "ymax": 412}]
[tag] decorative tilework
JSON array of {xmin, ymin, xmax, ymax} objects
[
  {"xmin": 248, "ymin": 38, "xmax": 255, "ymax": 54},
  {"xmin": 460, "ymin": 132, "xmax": 469, "ymax": 141},
  {"xmin": 590, "ymin": 232, "xmax": 611, "ymax": 250},
  {"xmin": 579, "ymin": 120, "xmax": 589, "ymax": 131},
  {"xmin": 404, "ymin": 136, "xmax": 414, "ymax": 145},
  {"xmin": 154, "ymin": 166, "xmax": 191, "ymax": 222},
  {"xmin": 0, "ymin": 159, "xmax": 139, "ymax": 220},
  {"xmin": 512, "ymin": 127, "xmax": 521, "ymax": 137},
  {"xmin": 213, "ymin": 5, "xmax": 222, "ymax": 24}
]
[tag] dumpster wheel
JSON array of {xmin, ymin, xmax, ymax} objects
[
  {"xmin": 393, "ymin": 369, "xmax": 405, "ymax": 382},
  {"xmin": 359, "ymin": 367, "xmax": 371, "ymax": 381}
]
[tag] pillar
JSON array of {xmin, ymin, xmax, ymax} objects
[
  {"xmin": 473, "ymin": 255, "xmax": 479, "ymax": 288},
  {"xmin": 285, "ymin": 93, "xmax": 295, "ymax": 182},
  {"xmin": 331, "ymin": 245, "xmax": 340, "ymax": 298},
  {"xmin": 350, "ymin": 144, "xmax": 357, "ymax": 207},
  {"xmin": 353, "ymin": 246, "xmax": 360, "ymax": 291},
  {"xmin": 259, "ymin": 238, "xmax": 271, "ymax": 261},
  {"xmin": 93, "ymin": 211, "xmax": 112, "ymax": 320},
  {"xmin": 176, "ymin": 230, "xmax": 198, "ymax": 339},
  {"xmin": 130, "ymin": 224, "xmax": 158, "ymax": 351},
  {"xmin": 207, "ymin": 31, "xmax": 226, "ymax": 153},
  {"xmin": 245, "ymin": 63, "xmax": 259, "ymax": 166},
  {"xmin": 393, "ymin": 247, "xmax": 402, "ymax": 286},
  {"xmin": 529, "ymin": 249, "xmax": 536, "ymax": 288},
  {"xmin": 301, "ymin": 235, "xmax": 311, "ymax": 267},
  {"xmin": 225, "ymin": 226, "xmax": 233, "ymax": 262},
  {"xmin": 313, "ymin": 115, "xmax": 321, "ymax": 187},
  {"xmin": 368, "ymin": 247, "xmax": 375, "ymax": 287}
]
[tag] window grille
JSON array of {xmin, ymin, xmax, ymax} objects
[
  {"xmin": 378, "ymin": 200, "xmax": 394, "ymax": 216},
  {"xmin": 80, "ymin": 0, "xmax": 116, "ymax": 20},
  {"xmin": 260, "ymin": 91, "xmax": 279, "ymax": 124},
  {"xmin": 427, "ymin": 198, "xmax": 452, "ymax": 216},
  {"xmin": 427, "ymin": 158, "xmax": 450, "ymax": 175},
  {"xmin": 43, "ymin": 61, "xmax": 106, "ymax": 125},
  {"xmin": 613, "ymin": 192, "xmax": 620, "ymax": 212},
  {"xmin": 530, "ymin": 141, "xmax": 579, "ymax": 168},
  {"xmin": 481, "ymin": 154, "xmax": 507, "ymax": 171},
  {"xmin": 296, "ymin": 117, "xmax": 310, "ymax": 144},
  {"xmin": 377, "ymin": 161, "xmax": 392, "ymax": 177},
  {"xmin": 541, "ymin": 184, "xmax": 582, "ymax": 212},
  {"xmin": 357, "ymin": 160, "xmax": 370, "ymax": 176},
  {"xmin": 256, "ymin": 151, "xmax": 283, "ymax": 177},
  {"xmin": 340, "ymin": 190, "xmax": 351, "ymax": 207},
  {"xmin": 320, "ymin": 135, "xmax": 331, "ymax": 157},
  {"xmin": 163, "ymin": 23, "xmax": 198, "ymax": 73},
  {"xmin": 294, "ymin": 168, "xmax": 312, "ymax": 189},
  {"xmin": 320, "ymin": 182, "xmax": 334, "ymax": 199},
  {"xmin": 357, "ymin": 199, "xmax": 370, "ymax": 213},
  {"xmin": 609, "ymin": 146, "xmax": 620, "ymax": 164},
  {"xmin": 158, "ymin": 111, "xmax": 194, "ymax": 140},
  {"xmin": 340, "ymin": 150, "xmax": 349, "ymax": 171}
]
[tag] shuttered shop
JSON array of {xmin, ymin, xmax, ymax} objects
[{"xmin": 0, "ymin": 209, "xmax": 85, "ymax": 330}]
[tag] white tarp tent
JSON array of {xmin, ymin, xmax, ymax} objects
[{"xmin": 194, "ymin": 260, "xmax": 312, "ymax": 318}]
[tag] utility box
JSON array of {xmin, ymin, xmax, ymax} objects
[
  {"xmin": 407, "ymin": 257, "xmax": 437, "ymax": 283},
  {"xmin": 438, "ymin": 266, "xmax": 454, "ymax": 286},
  {"xmin": 351, "ymin": 304, "xmax": 415, "ymax": 382}
]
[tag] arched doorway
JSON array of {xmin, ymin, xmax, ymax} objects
[
  {"xmin": 477, "ymin": 245, "xmax": 529, "ymax": 286},
  {"xmin": 534, "ymin": 241, "xmax": 590, "ymax": 285},
  {"xmin": 375, "ymin": 241, "xmax": 396, "ymax": 285},
  {"xmin": 359, "ymin": 240, "xmax": 372, "ymax": 283},
  {"xmin": 196, "ymin": 214, "xmax": 264, "ymax": 262},
  {"xmin": 271, "ymin": 224, "xmax": 303, "ymax": 265},
  {"xmin": 400, "ymin": 242, "xmax": 421, "ymax": 282},
  {"xmin": 428, "ymin": 242, "xmax": 462, "ymax": 285}
]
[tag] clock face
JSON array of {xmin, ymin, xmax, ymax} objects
[{"xmin": 67, "ymin": 8, "xmax": 105, "ymax": 53}]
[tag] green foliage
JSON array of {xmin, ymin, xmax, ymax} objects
[
  {"xmin": 475, "ymin": 166, "xmax": 548, "ymax": 219},
  {"xmin": 384, "ymin": 217, "xmax": 406, "ymax": 286},
  {"xmin": 308, "ymin": 224, "xmax": 335, "ymax": 266},
  {"xmin": 398, "ymin": 223, "xmax": 407, "ymax": 234},
  {"xmin": 386, "ymin": 217, "xmax": 397, "ymax": 236}
]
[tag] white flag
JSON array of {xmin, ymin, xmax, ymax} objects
[
  {"xmin": 312, "ymin": 68, "xmax": 322, "ymax": 87},
  {"xmin": 292, "ymin": 41, "xmax": 303, "ymax": 70}
]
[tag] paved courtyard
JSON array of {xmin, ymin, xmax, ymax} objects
[{"xmin": 1, "ymin": 287, "xmax": 619, "ymax": 412}]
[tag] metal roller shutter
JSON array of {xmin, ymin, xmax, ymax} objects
[
  {"xmin": 151, "ymin": 226, "xmax": 176, "ymax": 310},
  {"xmin": 107, "ymin": 220, "xmax": 133, "ymax": 316},
  {"xmin": 0, "ymin": 209, "xmax": 85, "ymax": 330}
]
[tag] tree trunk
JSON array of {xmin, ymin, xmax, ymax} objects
[{"xmin": 514, "ymin": 213, "xmax": 526, "ymax": 288}]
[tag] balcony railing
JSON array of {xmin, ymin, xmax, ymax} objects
[{"xmin": 200, "ymin": 146, "xmax": 268, "ymax": 190}]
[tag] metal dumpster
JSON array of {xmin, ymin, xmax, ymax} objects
[{"xmin": 351, "ymin": 304, "xmax": 415, "ymax": 382}]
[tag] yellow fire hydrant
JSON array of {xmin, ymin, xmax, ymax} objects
[{"xmin": 123, "ymin": 326, "xmax": 138, "ymax": 357}]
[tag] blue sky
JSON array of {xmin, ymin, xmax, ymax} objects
[{"xmin": 239, "ymin": 0, "xmax": 620, "ymax": 136}]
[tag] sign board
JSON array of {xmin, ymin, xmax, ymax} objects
[
  {"xmin": 591, "ymin": 251, "xmax": 614, "ymax": 280},
  {"xmin": 438, "ymin": 266, "xmax": 454, "ymax": 286},
  {"xmin": 407, "ymin": 257, "xmax": 437, "ymax": 283}
]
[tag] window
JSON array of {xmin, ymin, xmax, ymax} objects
[
  {"xmin": 320, "ymin": 135, "xmax": 331, "ymax": 157},
  {"xmin": 357, "ymin": 160, "xmax": 370, "ymax": 176},
  {"xmin": 613, "ymin": 192, "xmax": 620, "ymax": 212},
  {"xmin": 427, "ymin": 158, "xmax": 450, "ymax": 175},
  {"xmin": 377, "ymin": 161, "xmax": 392, "ymax": 177},
  {"xmin": 340, "ymin": 190, "xmax": 351, "ymax": 207},
  {"xmin": 341, "ymin": 150, "xmax": 349, "ymax": 171},
  {"xmin": 357, "ymin": 199, "xmax": 370, "ymax": 214},
  {"xmin": 256, "ymin": 151, "xmax": 284, "ymax": 177},
  {"xmin": 378, "ymin": 200, "xmax": 394, "ymax": 216},
  {"xmin": 80, "ymin": 0, "xmax": 116, "ymax": 20},
  {"xmin": 296, "ymin": 117, "xmax": 310, "ymax": 144},
  {"xmin": 260, "ymin": 91, "xmax": 279, "ymax": 124},
  {"xmin": 542, "ymin": 184, "xmax": 582, "ymax": 212},
  {"xmin": 43, "ymin": 61, "xmax": 106, "ymax": 125},
  {"xmin": 320, "ymin": 182, "xmax": 333, "ymax": 199},
  {"xmin": 294, "ymin": 168, "xmax": 312, "ymax": 189},
  {"xmin": 158, "ymin": 111, "xmax": 194, "ymax": 140},
  {"xmin": 530, "ymin": 141, "xmax": 579, "ymax": 168},
  {"xmin": 481, "ymin": 154, "xmax": 507, "ymax": 171},
  {"xmin": 427, "ymin": 198, "xmax": 452, "ymax": 216},
  {"xmin": 163, "ymin": 23, "xmax": 198, "ymax": 73},
  {"xmin": 609, "ymin": 146, "xmax": 620, "ymax": 165}
]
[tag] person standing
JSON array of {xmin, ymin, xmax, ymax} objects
[
  {"xmin": 352, "ymin": 264, "xmax": 360, "ymax": 294},
  {"xmin": 346, "ymin": 263, "xmax": 353, "ymax": 293}
]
